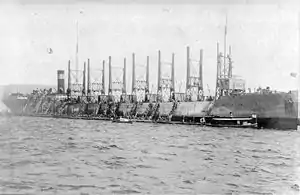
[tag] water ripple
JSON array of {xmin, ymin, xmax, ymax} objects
[{"xmin": 0, "ymin": 116, "xmax": 299, "ymax": 194}]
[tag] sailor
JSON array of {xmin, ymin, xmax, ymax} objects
[{"xmin": 230, "ymin": 112, "xmax": 233, "ymax": 117}]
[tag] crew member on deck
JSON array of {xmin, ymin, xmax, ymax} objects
[{"xmin": 230, "ymin": 112, "xmax": 233, "ymax": 117}]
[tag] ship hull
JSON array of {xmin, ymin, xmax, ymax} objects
[
  {"xmin": 2, "ymin": 96, "xmax": 27, "ymax": 115},
  {"xmin": 209, "ymin": 93, "xmax": 298, "ymax": 130},
  {"xmin": 2, "ymin": 91, "xmax": 299, "ymax": 130},
  {"xmin": 257, "ymin": 117, "xmax": 298, "ymax": 130}
]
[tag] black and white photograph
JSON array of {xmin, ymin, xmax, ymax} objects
[{"xmin": 0, "ymin": 0, "xmax": 299, "ymax": 194}]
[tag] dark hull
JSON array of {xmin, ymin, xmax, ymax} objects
[
  {"xmin": 209, "ymin": 92, "xmax": 299, "ymax": 130},
  {"xmin": 2, "ymin": 91, "xmax": 299, "ymax": 130},
  {"xmin": 257, "ymin": 117, "xmax": 298, "ymax": 130}
]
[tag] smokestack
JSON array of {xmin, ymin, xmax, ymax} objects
[
  {"xmin": 87, "ymin": 58, "xmax": 90, "ymax": 95},
  {"xmin": 102, "ymin": 60, "xmax": 105, "ymax": 95},
  {"xmin": 108, "ymin": 56, "xmax": 112, "ymax": 94},
  {"xmin": 132, "ymin": 53, "xmax": 135, "ymax": 94},
  {"xmin": 83, "ymin": 61, "xmax": 86, "ymax": 96},
  {"xmin": 171, "ymin": 53, "xmax": 175, "ymax": 91},
  {"xmin": 57, "ymin": 70, "xmax": 65, "ymax": 94},
  {"xmin": 157, "ymin": 50, "xmax": 161, "ymax": 94},
  {"xmin": 68, "ymin": 60, "xmax": 71, "ymax": 91},
  {"xmin": 146, "ymin": 56, "xmax": 149, "ymax": 93},
  {"xmin": 123, "ymin": 58, "xmax": 126, "ymax": 94},
  {"xmin": 186, "ymin": 46, "xmax": 190, "ymax": 94}
]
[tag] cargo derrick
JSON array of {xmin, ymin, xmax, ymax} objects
[
  {"xmin": 67, "ymin": 60, "xmax": 86, "ymax": 100},
  {"xmin": 157, "ymin": 50, "xmax": 175, "ymax": 103},
  {"xmin": 186, "ymin": 46, "xmax": 204, "ymax": 102},
  {"xmin": 107, "ymin": 56, "xmax": 126, "ymax": 117},
  {"xmin": 84, "ymin": 59, "xmax": 106, "ymax": 116},
  {"xmin": 60, "ymin": 20, "xmax": 89, "ymax": 117},
  {"xmin": 86, "ymin": 59, "xmax": 105, "ymax": 99},
  {"xmin": 154, "ymin": 50, "xmax": 176, "ymax": 121},
  {"xmin": 131, "ymin": 53, "xmax": 149, "ymax": 103},
  {"xmin": 58, "ymin": 59, "xmax": 90, "ymax": 117},
  {"xmin": 215, "ymin": 43, "xmax": 245, "ymax": 102},
  {"xmin": 86, "ymin": 59, "xmax": 105, "ymax": 98},
  {"xmin": 93, "ymin": 60, "xmax": 111, "ymax": 117},
  {"xmin": 214, "ymin": 15, "xmax": 244, "ymax": 100},
  {"xmin": 170, "ymin": 46, "xmax": 210, "ymax": 124},
  {"xmin": 107, "ymin": 56, "xmax": 126, "ymax": 101},
  {"xmin": 130, "ymin": 53, "xmax": 151, "ymax": 119}
]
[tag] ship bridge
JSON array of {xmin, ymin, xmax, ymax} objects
[{"xmin": 218, "ymin": 75, "xmax": 246, "ymax": 96}]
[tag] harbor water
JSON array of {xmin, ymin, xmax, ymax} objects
[{"xmin": 0, "ymin": 116, "xmax": 299, "ymax": 194}]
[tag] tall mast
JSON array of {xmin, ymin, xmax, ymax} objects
[
  {"xmin": 215, "ymin": 42, "xmax": 220, "ymax": 100},
  {"xmin": 102, "ymin": 60, "xmax": 105, "ymax": 95},
  {"xmin": 157, "ymin": 50, "xmax": 161, "ymax": 95},
  {"xmin": 228, "ymin": 45, "xmax": 232, "ymax": 78},
  {"xmin": 123, "ymin": 57, "xmax": 126, "ymax": 94},
  {"xmin": 223, "ymin": 14, "xmax": 228, "ymax": 78},
  {"xmin": 75, "ymin": 20, "xmax": 79, "ymax": 83},
  {"xmin": 132, "ymin": 53, "xmax": 135, "ymax": 94}
]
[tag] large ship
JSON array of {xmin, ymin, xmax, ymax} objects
[
  {"xmin": 2, "ymin": 49, "xmax": 298, "ymax": 130},
  {"xmin": 2, "ymin": 17, "xmax": 298, "ymax": 130}
]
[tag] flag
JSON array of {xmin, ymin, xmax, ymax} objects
[{"xmin": 290, "ymin": 72, "xmax": 297, "ymax": 78}]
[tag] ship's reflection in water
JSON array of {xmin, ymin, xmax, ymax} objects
[{"xmin": 0, "ymin": 116, "xmax": 299, "ymax": 194}]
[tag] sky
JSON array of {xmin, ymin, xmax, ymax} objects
[{"xmin": 0, "ymin": 1, "xmax": 299, "ymax": 95}]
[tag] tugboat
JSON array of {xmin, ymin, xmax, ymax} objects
[{"xmin": 206, "ymin": 112, "xmax": 258, "ymax": 128}]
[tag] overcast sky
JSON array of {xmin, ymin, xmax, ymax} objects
[{"xmin": 0, "ymin": 2, "xmax": 298, "ymax": 94}]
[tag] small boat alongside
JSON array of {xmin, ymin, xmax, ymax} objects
[
  {"xmin": 112, "ymin": 117, "xmax": 133, "ymax": 124},
  {"xmin": 206, "ymin": 114, "xmax": 258, "ymax": 128}
]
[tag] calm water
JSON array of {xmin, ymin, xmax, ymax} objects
[{"xmin": 0, "ymin": 116, "xmax": 299, "ymax": 195}]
